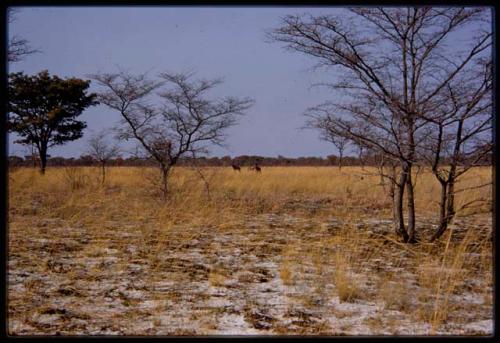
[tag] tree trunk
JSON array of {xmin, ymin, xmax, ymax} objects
[
  {"xmin": 430, "ymin": 179, "xmax": 456, "ymax": 242},
  {"xmin": 379, "ymin": 169, "xmax": 385, "ymax": 186},
  {"xmin": 430, "ymin": 181, "xmax": 449, "ymax": 242},
  {"xmin": 387, "ymin": 167, "xmax": 394, "ymax": 197},
  {"xmin": 404, "ymin": 111, "xmax": 418, "ymax": 243},
  {"xmin": 359, "ymin": 148, "xmax": 365, "ymax": 170},
  {"xmin": 394, "ymin": 168, "xmax": 409, "ymax": 242},
  {"xmin": 101, "ymin": 161, "xmax": 106, "ymax": 185},
  {"xmin": 38, "ymin": 145, "xmax": 47, "ymax": 175},
  {"xmin": 431, "ymin": 123, "xmax": 461, "ymax": 242},
  {"xmin": 405, "ymin": 164, "xmax": 417, "ymax": 243},
  {"xmin": 446, "ymin": 180, "xmax": 456, "ymax": 229},
  {"xmin": 31, "ymin": 144, "xmax": 37, "ymax": 169},
  {"xmin": 378, "ymin": 155, "xmax": 386, "ymax": 186},
  {"xmin": 160, "ymin": 165, "xmax": 170, "ymax": 200},
  {"xmin": 338, "ymin": 153, "xmax": 343, "ymax": 171}
]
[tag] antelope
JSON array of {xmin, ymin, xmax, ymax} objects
[
  {"xmin": 231, "ymin": 163, "xmax": 241, "ymax": 172},
  {"xmin": 253, "ymin": 163, "xmax": 261, "ymax": 173}
]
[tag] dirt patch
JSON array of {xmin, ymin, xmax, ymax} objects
[{"xmin": 8, "ymin": 210, "xmax": 493, "ymax": 335}]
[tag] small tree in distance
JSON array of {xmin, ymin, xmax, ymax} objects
[
  {"xmin": 8, "ymin": 70, "xmax": 98, "ymax": 174},
  {"xmin": 87, "ymin": 129, "xmax": 121, "ymax": 184},
  {"xmin": 91, "ymin": 69, "xmax": 254, "ymax": 199},
  {"xmin": 307, "ymin": 117, "xmax": 350, "ymax": 171}
]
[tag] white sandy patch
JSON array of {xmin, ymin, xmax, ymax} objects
[
  {"xmin": 462, "ymin": 319, "xmax": 493, "ymax": 335},
  {"xmin": 212, "ymin": 313, "xmax": 261, "ymax": 335}
]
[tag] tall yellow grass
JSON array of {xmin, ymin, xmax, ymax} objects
[
  {"xmin": 9, "ymin": 165, "xmax": 491, "ymax": 223},
  {"xmin": 7, "ymin": 165, "xmax": 493, "ymax": 334}
]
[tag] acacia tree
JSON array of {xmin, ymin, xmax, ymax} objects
[
  {"xmin": 87, "ymin": 129, "xmax": 121, "ymax": 184},
  {"xmin": 8, "ymin": 70, "xmax": 98, "ymax": 174},
  {"xmin": 91, "ymin": 70, "xmax": 254, "ymax": 199},
  {"xmin": 419, "ymin": 59, "xmax": 492, "ymax": 241},
  {"xmin": 316, "ymin": 125, "xmax": 349, "ymax": 171},
  {"xmin": 269, "ymin": 7, "xmax": 492, "ymax": 243}
]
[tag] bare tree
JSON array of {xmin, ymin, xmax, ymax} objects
[
  {"xmin": 418, "ymin": 59, "xmax": 492, "ymax": 241},
  {"xmin": 91, "ymin": 70, "xmax": 254, "ymax": 199},
  {"xmin": 269, "ymin": 7, "xmax": 492, "ymax": 243},
  {"xmin": 87, "ymin": 129, "xmax": 121, "ymax": 184},
  {"xmin": 308, "ymin": 117, "xmax": 350, "ymax": 171},
  {"xmin": 189, "ymin": 151, "xmax": 218, "ymax": 200},
  {"xmin": 8, "ymin": 8, "xmax": 40, "ymax": 63},
  {"xmin": 354, "ymin": 139, "xmax": 365, "ymax": 170}
]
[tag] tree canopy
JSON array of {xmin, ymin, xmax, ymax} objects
[{"xmin": 8, "ymin": 70, "xmax": 98, "ymax": 173}]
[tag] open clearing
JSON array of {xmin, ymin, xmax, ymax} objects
[{"xmin": 8, "ymin": 166, "xmax": 493, "ymax": 335}]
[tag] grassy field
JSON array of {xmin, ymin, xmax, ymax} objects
[{"xmin": 7, "ymin": 166, "xmax": 493, "ymax": 335}]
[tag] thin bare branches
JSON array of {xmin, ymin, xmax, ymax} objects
[
  {"xmin": 270, "ymin": 7, "xmax": 492, "ymax": 243},
  {"xmin": 91, "ymin": 69, "xmax": 254, "ymax": 199},
  {"xmin": 86, "ymin": 129, "xmax": 121, "ymax": 184},
  {"xmin": 7, "ymin": 8, "xmax": 40, "ymax": 62}
]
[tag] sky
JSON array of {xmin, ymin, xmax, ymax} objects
[
  {"xmin": 7, "ymin": 6, "xmax": 344, "ymax": 159},
  {"xmin": 7, "ymin": 7, "xmax": 492, "ymax": 159}
]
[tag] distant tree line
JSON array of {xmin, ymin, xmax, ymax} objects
[
  {"xmin": 7, "ymin": 69, "xmax": 254, "ymax": 200},
  {"xmin": 8, "ymin": 151, "xmax": 491, "ymax": 169},
  {"xmin": 7, "ymin": 7, "xmax": 492, "ymax": 243}
]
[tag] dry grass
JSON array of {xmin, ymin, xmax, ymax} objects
[
  {"xmin": 208, "ymin": 270, "xmax": 228, "ymax": 287},
  {"xmin": 9, "ymin": 165, "xmax": 491, "ymax": 220},
  {"xmin": 7, "ymin": 165, "xmax": 493, "ymax": 335},
  {"xmin": 333, "ymin": 253, "xmax": 363, "ymax": 303},
  {"xmin": 279, "ymin": 244, "xmax": 297, "ymax": 286}
]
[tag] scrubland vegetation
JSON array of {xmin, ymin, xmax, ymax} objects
[
  {"xmin": 8, "ymin": 166, "xmax": 492, "ymax": 335},
  {"xmin": 7, "ymin": 6, "xmax": 493, "ymax": 337}
]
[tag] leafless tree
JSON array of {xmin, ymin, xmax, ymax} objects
[
  {"xmin": 269, "ymin": 7, "xmax": 492, "ymax": 243},
  {"xmin": 308, "ymin": 117, "xmax": 350, "ymax": 171},
  {"xmin": 8, "ymin": 8, "xmax": 40, "ymax": 63},
  {"xmin": 418, "ymin": 58, "xmax": 492, "ymax": 241},
  {"xmin": 354, "ymin": 140, "xmax": 366, "ymax": 170},
  {"xmin": 189, "ymin": 152, "xmax": 218, "ymax": 200},
  {"xmin": 91, "ymin": 70, "xmax": 254, "ymax": 199},
  {"xmin": 86, "ymin": 129, "xmax": 121, "ymax": 184}
]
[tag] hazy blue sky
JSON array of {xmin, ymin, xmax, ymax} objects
[
  {"xmin": 8, "ymin": 6, "xmax": 343, "ymax": 158},
  {"xmin": 7, "ymin": 7, "xmax": 491, "ymax": 159}
]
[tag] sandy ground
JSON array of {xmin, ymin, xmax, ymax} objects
[{"xmin": 8, "ymin": 200, "xmax": 493, "ymax": 336}]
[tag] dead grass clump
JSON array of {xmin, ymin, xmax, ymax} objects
[
  {"xmin": 335, "ymin": 274, "xmax": 362, "ymax": 303},
  {"xmin": 62, "ymin": 167, "xmax": 90, "ymax": 191},
  {"xmin": 279, "ymin": 244, "xmax": 297, "ymax": 286},
  {"xmin": 378, "ymin": 279, "xmax": 412, "ymax": 312},
  {"xmin": 414, "ymin": 227, "xmax": 486, "ymax": 332},
  {"xmin": 208, "ymin": 270, "xmax": 227, "ymax": 287},
  {"xmin": 333, "ymin": 252, "xmax": 362, "ymax": 303},
  {"xmin": 279, "ymin": 260, "xmax": 293, "ymax": 286},
  {"xmin": 24, "ymin": 278, "xmax": 44, "ymax": 294}
]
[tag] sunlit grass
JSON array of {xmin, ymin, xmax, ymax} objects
[{"xmin": 7, "ymin": 165, "xmax": 493, "ymax": 335}]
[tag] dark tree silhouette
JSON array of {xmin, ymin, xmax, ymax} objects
[{"xmin": 8, "ymin": 70, "xmax": 98, "ymax": 174}]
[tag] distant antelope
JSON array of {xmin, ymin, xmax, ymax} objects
[
  {"xmin": 253, "ymin": 163, "xmax": 261, "ymax": 173},
  {"xmin": 231, "ymin": 164, "xmax": 241, "ymax": 172}
]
